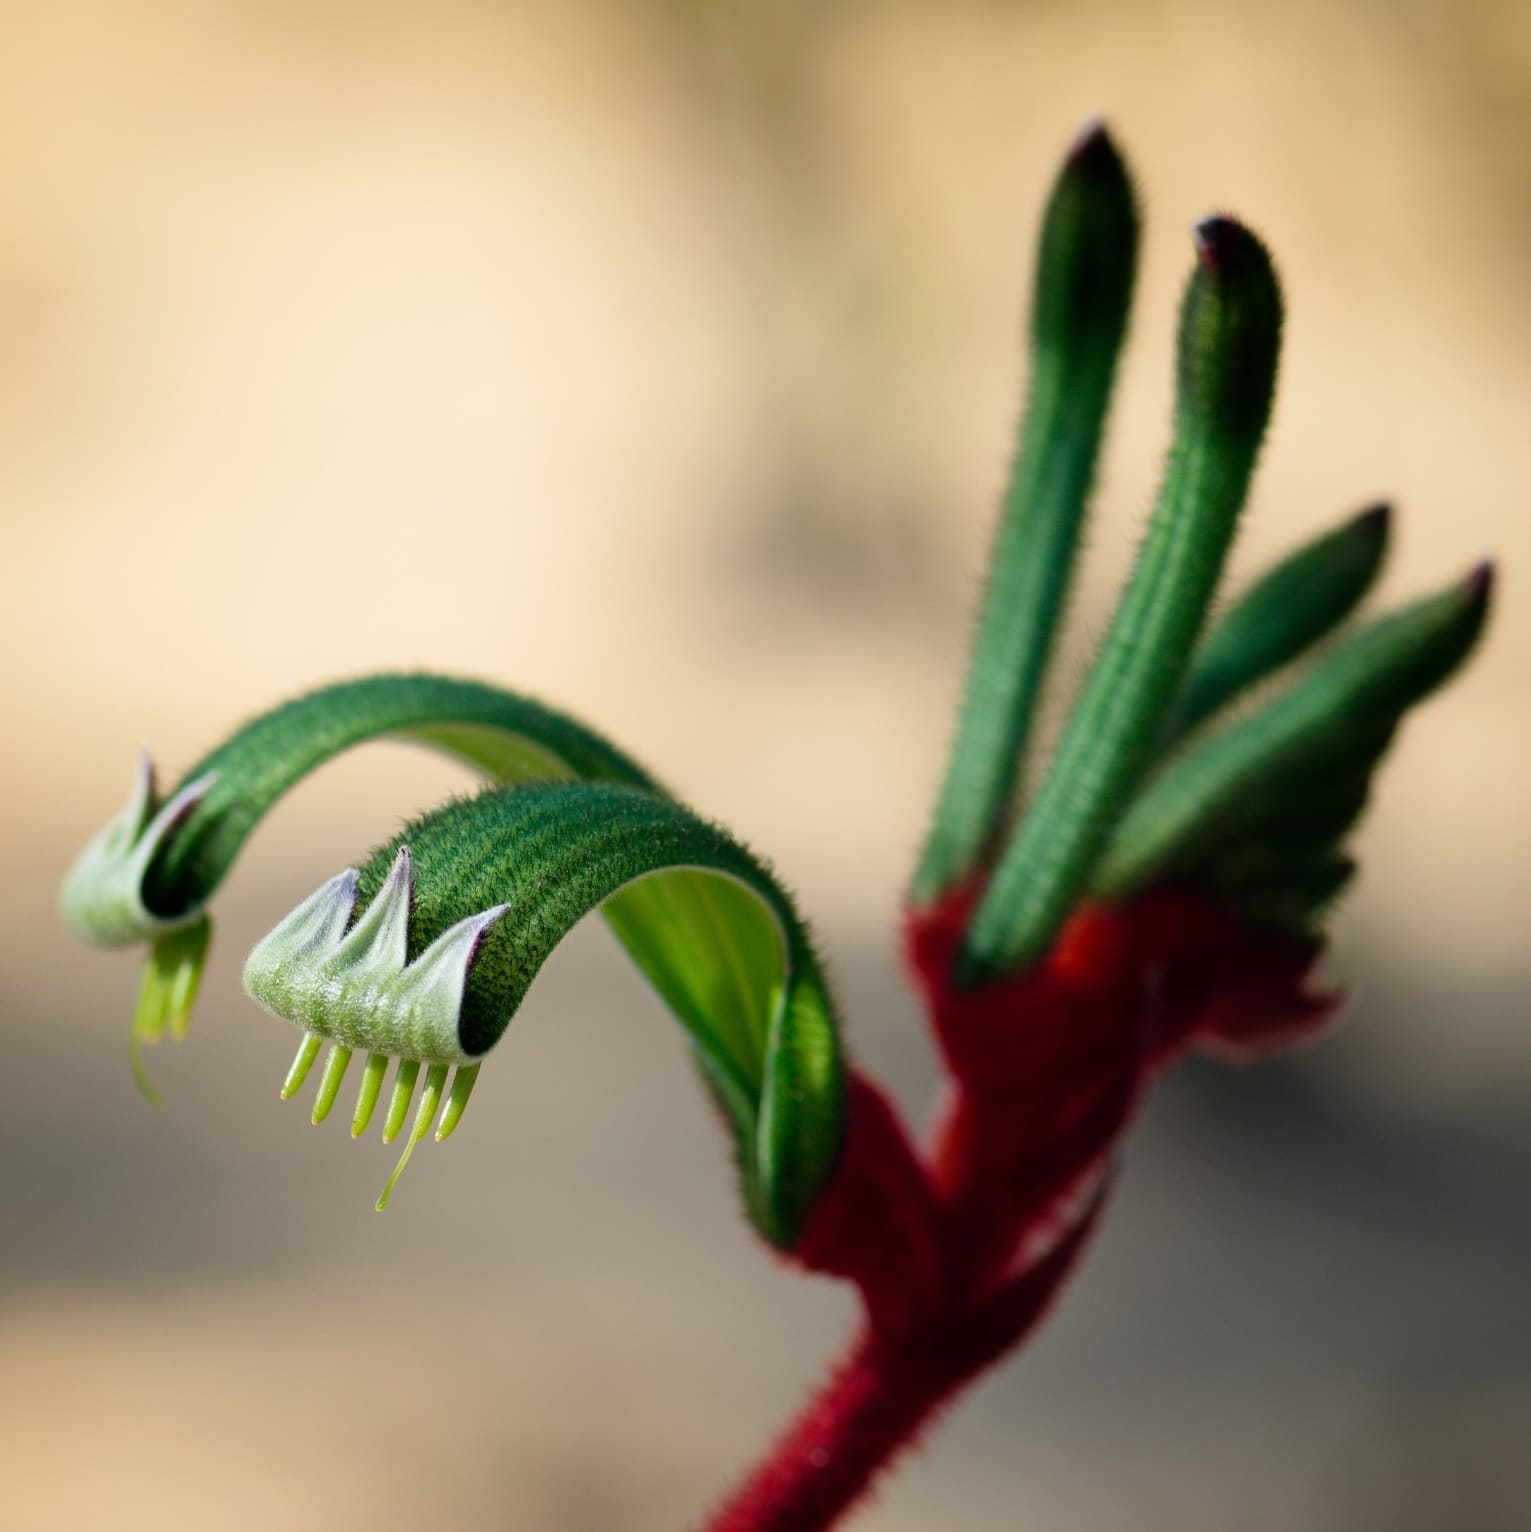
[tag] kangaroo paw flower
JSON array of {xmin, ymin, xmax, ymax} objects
[
  {"xmin": 245, "ymin": 847, "xmax": 514, "ymax": 1207},
  {"xmin": 61, "ymin": 752, "xmax": 219, "ymax": 1098},
  {"xmin": 958, "ymin": 215, "xmax": 1284, "ymax": 982},
  {"xmin": 58, "ymin": 677, "xmax": 661, "ymax": 1074},
  {"xmin": 914, "ymin": 120, "xmax": 1139, "ymax": 907},
  {"xmin": 56, "ymin": 116, "xmax": 1499, "ymax": 1532},
  {"xmin": 61, "ymin": 750, "xmax": 218, "ymax": 948},
  {"xmin": 243, "ymin": 784, "xmax": 846, "ymax": 1242}
]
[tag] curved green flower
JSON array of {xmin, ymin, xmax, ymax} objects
[
  {"xmin": 59, "ymin": 675, "xmax": 659, "ymax": 1089},
  {"xmin": 244, "ymin": 783, "xmax": 845, "ymax": 1244}
]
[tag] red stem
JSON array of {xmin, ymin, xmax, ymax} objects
[
  {"xmin": 700, "ymin": 887, "xmax": 1325, "ymax": 1529},
  {"xmin": 697, "ymin": 1325, "xmax": 969, "ymax": 1532},
  {"xmin": 697, "ymin": 1198, "xmax": 1100, "ymax": 1532}
]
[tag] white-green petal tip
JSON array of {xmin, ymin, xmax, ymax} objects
[
  {"xmin": 243, "ymin": 858, "xmax": 507, "ymax": 1068},
  {"xmin": 60, "ymin": 752, "xmax": 218, "ymax": 948}
]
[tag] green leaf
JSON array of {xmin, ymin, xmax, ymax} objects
[
  {"xmin": 913, "ymin": 120, "xmax": 1139, "ymax": 907},
  {"xmin": 1091, "ymin": 566, "xmax": 1493, "ymax": 918},
  {"xmin": 244, "ymin": 782, "xmax": 845, "ymax": 1246},
  {"xmin": 958, "ymin": 216, "xmax": 1284, "ymax": 983},
  {"xmin": 1169, "ymin": 502, "xmax": 1391, "ymax": 741}
]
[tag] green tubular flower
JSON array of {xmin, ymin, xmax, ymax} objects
[
  {"xmin": 243, "ymin": 783, "xmax": 845, "ymax": 1243},
  {"xmin": 1168, "ymin": 501, "xmax": 1392, "ymax": 743},
  {"xmin": 59, "ymin": 674, "xmax": 658, "ymax": 1084},
  {"xmin": 913, "ymin": 121, "xmax": 1139, "ymax": 909},
  {"xmin": 1092, "ymin": 565, "xmax": 1494, "ymax": 924},
  {"xmin": 959, "ymin": 216, "xmax": 1283, "ymax": 983}
]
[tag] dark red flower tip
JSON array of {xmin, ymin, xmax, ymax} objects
[
  {"xmin": 1192, "ymin": 212, "xmax": 1264, "ymax": 275},
  {"xmin": 1354, "ymin": 501, "xmax": 1392, "ymax": 540},
  {"xmin": 1066, "ymin": 115, "xmax": 1116, "ymax": 168},
  {"xmin": 1464, "ymin": 560, "xmax": 1495, "ymax": 602}
]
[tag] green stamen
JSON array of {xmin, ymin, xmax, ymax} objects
[
  {"xmin": 376, "ymin": 1063, "xmax": 449, "ymax": 1211},
  {"xmin": 280, "ymin": 1032, "xmax": 323, "ymax": 1100},
  {"xmin": 351, "ymin": 1052, "xmax": 391, "ymax": 1138},
  {"xmin": 435, "ymin": 1065, "xmax": 481, "ymax": 1143},
  {"xmin": 310, "ymin": 1044, "xmax": 353, "ymax": 1124},
  {"xmin": 382, "ymin": 1060, "xmax": 422, "ymax": 1144}
]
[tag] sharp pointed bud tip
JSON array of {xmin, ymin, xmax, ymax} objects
[
  {"xmin": 125, "ymin": 748, "xmax": 158, "ymax": 829},
  {"xmin": 1465, "ymin": 561, "xmax": 1495, "ymax": 603},
  {"xmin": 1066, "ymin": 115, "xmax": 1116, "ymax": 167},
  {"xmin": 1192, "ymin": 213, "xmax": 1260, "ymax": 274},
  {"xmin": 1354, "ymin": 502, "xmax": 1392, "ymax": 539},
  {"xmin": 383, "ymin": 844, "xmax": 415, "ymax": 897}
]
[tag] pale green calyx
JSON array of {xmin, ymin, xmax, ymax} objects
[
  {"xmin": 239, "ymin": 781, "xmax": 845, "ymax": 1238},
  {"xmin": 60, "ymin": 751, "xmax": 218, "ymax": 948},
  {"xmin": 244, "ymin": 845, "xmax": 502, "ymax": 1208},
  {"xmin": 244, "ymin": 847, "xmax": 508, "ymax": 1066}
]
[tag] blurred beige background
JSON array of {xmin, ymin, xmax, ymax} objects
[{"xmin": 2, "ymin": 1, "xmax": 1528, "ymax": 1528}]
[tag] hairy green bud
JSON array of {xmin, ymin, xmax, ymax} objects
[
  {"xmin": 1092, "ymin": 565, "xmax": 1493, "ymax": 920},
  {"xmin": 913, "ymin": 120, "xmax": 1139, "ymax": 907},
  {"xmin": 1170, "ymin": 502, "xmax": 1391, "ymax": 741},
  {"xmin": 959, "ymin": 216, "xmax": 1283, "ymax": 983}
]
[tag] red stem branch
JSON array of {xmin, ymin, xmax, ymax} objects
[
  {"xmin": 697, "ymin": 1196, "xmax": 1101, "ymax": 1532},
  {"xmin": 699, "ymin": 888, "xmax": 1325, "ymax": 1529}
]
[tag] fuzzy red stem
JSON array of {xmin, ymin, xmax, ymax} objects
[
  {"xmin": 697, "ymin": 1196, "xmax": 1101, "ymax": 1532},
  {"xmin": 700, "ymin": 888, "xmax": 1333, "ymax": 1530}
]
